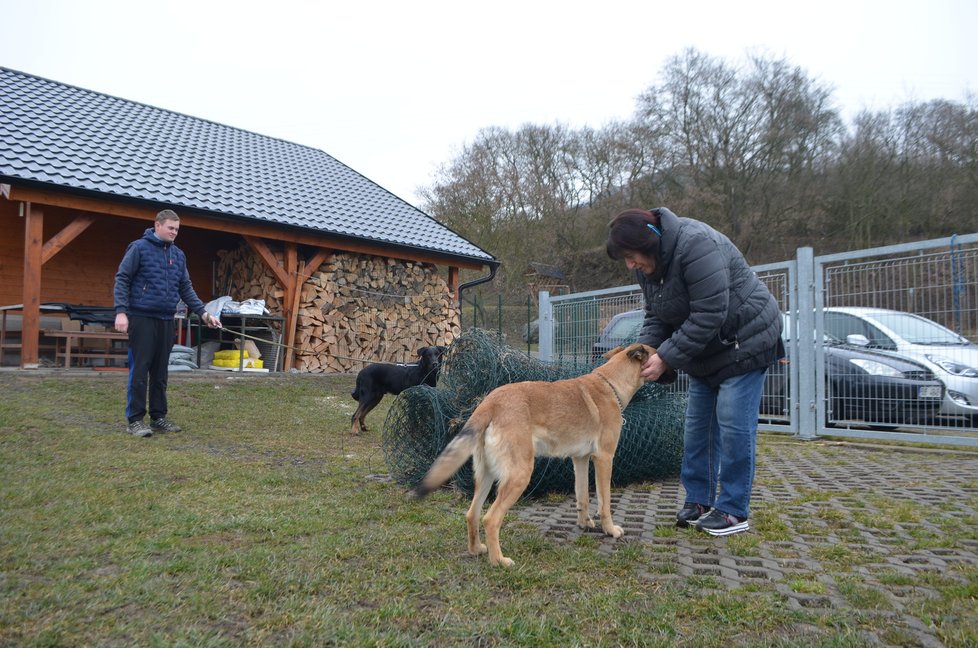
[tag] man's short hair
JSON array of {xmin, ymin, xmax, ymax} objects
[{"xmin": 156, "ymin": 209, "xmax": 180, "ymax": 223}]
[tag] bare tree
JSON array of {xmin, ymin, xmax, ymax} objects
[
  {"xmin": 826, "ymin": 98, "xmax": 978, "ymax": 247},
  {"xmin": 419, "ymin": 48, "xmax": 976, "ymax": 296},
  {"xmin": 634, "ymin": 49, "xmax": 842, "ymax": 257}
]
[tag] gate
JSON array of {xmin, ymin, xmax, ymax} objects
[{"xmin": 540, "ymin": 233, "xmax": 978, "ymax": 447}]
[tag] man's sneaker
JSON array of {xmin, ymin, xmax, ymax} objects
[
  {"xmin": 695, "ymin": 509, "xmax": 749, "ymax": 536},
  {"xmin": 676, "ymin": 502, "xmax": 709, "ymax": 528},
  {"xmin": 127, "ymin": 420, "xmax": 152, "ymax": 437},
  {"xmin": 150, "ymin": 418, "xmax": 182, "ymax": 433}
]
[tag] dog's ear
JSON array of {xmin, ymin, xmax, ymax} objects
[
  {"xmin": 602, "ymin": 346, "xmax": 624, "ymax": 360},
  {"xmin": 626, "ymin": 344, "xmax": 652, "ymax": 364},
  {"xmin": 417, "ymin": 347, "xmax": 427, "ymax": 357}
]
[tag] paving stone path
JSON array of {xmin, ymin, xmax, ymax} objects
[{"xmin": 516, "ymin": 440, "xmax": 978, "ymax": 647}]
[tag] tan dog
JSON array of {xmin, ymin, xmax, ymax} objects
[{"xmin": 412, "ymin": 343, "xmax": 657, "ymax": 567}]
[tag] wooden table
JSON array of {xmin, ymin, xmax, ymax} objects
[
  {"xmin": 0, "ymin": 304, "xmax": 65, "ymax": 366},
  {"xmin": 194, "ymin": 313, "xmax": 284, "ymax": 372},
  {"xmin": 43, "ymin": 329, "xmax": 128, "ymax": 369}
]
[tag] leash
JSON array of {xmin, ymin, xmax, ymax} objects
[
  {"xmin": 211, "ymin": 324, "xmax": 442, "ymax": 375},
  {"xmin": 210, "ymin": 323, "xmax": 364, "ymax": 366}
]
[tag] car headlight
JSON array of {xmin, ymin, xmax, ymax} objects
[
  {"xmin": 924, "ymin": 354, "xmax": 978, "ymax": 378},
  {"xmin": 848, "ymin": 358, "xmax": 904, "ymax": 378}
]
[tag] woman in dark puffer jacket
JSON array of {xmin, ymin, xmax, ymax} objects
[{"xmin": 606, "ymin": 208, "xmax": 784, "ymax": 536}]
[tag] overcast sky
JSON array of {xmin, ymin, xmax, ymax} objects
[{"xmin": 2, "ymin": 0, "xmax": 976, "ymax": 206}]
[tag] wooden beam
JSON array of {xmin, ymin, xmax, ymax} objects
[
  {"xmin": 41, "ymin": 213, "xmax": 97, "ymax": 264},
  {"xmin": 282, "ymin": 248, "xmax": 332, "ymax": 372},
  {"xmin": 305, "ymin": 249, "xmax": 331, "ymax": 276},
  {"xmin": 281, "ymin": 243, "xmax": 299, "ymax": 368},
  {"xmin": 21, "ymin": 204, "xmax": 43, "ymax": 368},
  {"xmin": 283, "ymin": 242, "xmax": 298, "ymax": 317},
  {"xmin": 242, "ymin": 235, "xmax": 290, "ymax": 287},
  {"xmin": 449, "ymin": 267, "xmax": 460, "ymax": 300},
  {"xmin": 6, "ymin": 185, "xmax": 157, "ymax": 221},
  {"xmin": 284, "ymin": 260, "xmax": 305, "ymax": 372},
  {"xmin": 5, "ymin": 184, "xmax": 490, "ymax": 271}
]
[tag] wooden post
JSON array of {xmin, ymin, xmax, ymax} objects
[
  {"xmin": 21, "ymin": 204, "xmax": 43, "ymax": 368},
  {"xmin": 284, "ymin": 249, "xmax": 330, "ymax": 372},
  {"xmin": 449, "ymin": 266, "xmax": 460, "ymax": 301},
  {"xmin": 284, "ymin": 260, "xmax": 305, "ymax": 372}
]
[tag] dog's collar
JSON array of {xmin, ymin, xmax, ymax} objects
[{"xmin": 595, "ymin": 372, "xmax": 625, "ymax": 413}]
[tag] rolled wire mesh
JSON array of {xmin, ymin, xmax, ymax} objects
[{"xmin": 382, "ymin": 328, "xmax": 686, "ymax": 497}]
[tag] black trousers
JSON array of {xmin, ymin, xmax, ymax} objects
[{"xmin": 126, "ymin": 316, "xmax": 175, "ymax": 423}]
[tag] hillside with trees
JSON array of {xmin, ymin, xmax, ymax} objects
[{"xmin": 419, "ymin": 48, "xmax": 978, "ymax": 300}]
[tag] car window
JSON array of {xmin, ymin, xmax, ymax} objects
[
  {"xmin": 870, "ymin": 312, "xmax": 970, "ymax": 345},
  {"xmin": 783, "ymin": 313, "xmax": 838, "ymax": 343},
  {"xmin": 605, "ymin": 313, "xmax": 642, "ymax": 343},
  {"xmin": 824, "ymin": 312, "xmax": 897, "ymax": 350}
]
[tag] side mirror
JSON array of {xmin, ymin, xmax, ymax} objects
[{"xmin": 847, "ymin": 334, "xmax": 870, "ymax": 347}]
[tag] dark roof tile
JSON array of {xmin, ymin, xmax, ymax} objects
[{"xmin": 0, "ymin": 67, "xmax": 494, "ymax": 265}]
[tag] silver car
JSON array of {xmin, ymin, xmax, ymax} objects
[{"xmin": 824, "ymin": 307, "xmax": 978, "ymax": 424}]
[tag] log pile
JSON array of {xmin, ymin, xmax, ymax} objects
[
  {"xmin": 214, "ymin": 246, "xmax": 286, "ymax": 314},
  {"xmin": 214, "ymin": 244, "xmax": 460, "ymax": 373}
]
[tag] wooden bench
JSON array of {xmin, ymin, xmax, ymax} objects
[
  {"xmin": 42, "ymin": 329, "xmax": 128, "ymax": 369},
  {"xmin": 1, "ymin": 305, "xmax": 65, "ymax": 366}
]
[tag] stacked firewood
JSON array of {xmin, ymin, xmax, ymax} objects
[
  {"xmin": 214, "ymin": 246, "xmax": 286, "ymax": 314},
  {"xmin": 214, "ymin": 245, "xmax": 460, "ymax": 373}
]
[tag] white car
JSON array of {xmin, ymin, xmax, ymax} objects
[{"xmin": 824, "ymin": 307, "xmax": 978, "ymax": 423}]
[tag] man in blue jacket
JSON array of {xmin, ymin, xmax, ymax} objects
[{"xmin": 113, "ymin": 209, "xmax": 221, "ymax": 437}]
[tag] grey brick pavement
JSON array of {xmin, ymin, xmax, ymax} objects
[{"xmin": 515, "ymin": 440, "xmax": 978, "ymax": 647}]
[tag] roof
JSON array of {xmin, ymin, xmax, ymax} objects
[
  {"xmin": 0, "ymin": 67, "xmax": 495, "ymax": 266},
  {"xmin": 526, "ymin": 262, "xmax": 566, "ymax": 280}
]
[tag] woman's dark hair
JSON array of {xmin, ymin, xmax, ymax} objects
[{"xmin": 606, "ymin": 208, "xmax": 662, "ymax": 260}]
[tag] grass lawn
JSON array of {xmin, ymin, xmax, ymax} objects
[{"xmin": 1, "ymin": 370, "xmax": 976, "ymax": 646}]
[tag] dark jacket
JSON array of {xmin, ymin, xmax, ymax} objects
[
  {"xmin": 636, "ymin": 208, "xmax": 784, "ymax": 386},
  {"xmin": 113, "ymin": 228, "xmax": 207, "ymax": 320}
]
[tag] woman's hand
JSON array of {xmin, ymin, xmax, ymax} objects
[{"xmin": 640, "ymin": 352, "xmax": 670, "ymax": 382}]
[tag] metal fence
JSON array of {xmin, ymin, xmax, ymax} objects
[{"xmin": 540, "ymin": 233, "xmax": 978, "ymax": 447}]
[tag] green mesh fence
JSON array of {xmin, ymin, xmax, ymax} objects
[{"xmin": 382, "ymin": 328, "xmax": 686, "ymax": 497}]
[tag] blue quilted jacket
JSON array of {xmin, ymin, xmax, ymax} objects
[
  {"xmin": 113, "ymin": 228, "xmax": 207, "ymax": 320},
  {"xmin": 636, "ymin": 208, "xmax": 784, "ymax": 386}
]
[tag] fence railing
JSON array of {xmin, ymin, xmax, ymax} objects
[{"xmin": 540, "ymin": 233, "xmax": 978, "ymax": 447}]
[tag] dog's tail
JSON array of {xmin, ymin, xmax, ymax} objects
[{"xmin": 411, "ymin": 417, "xmax": 483, "ymax": 499}]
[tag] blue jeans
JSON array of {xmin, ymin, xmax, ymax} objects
[{"xmin": 680, "ymin": 368, "xmax": 767, "ymax": 520}]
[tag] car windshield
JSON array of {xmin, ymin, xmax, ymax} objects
[
  {"xmin": 604, "ymin": 313, "xmax": 642, "ymax": 343},
  {"xmin": 870, "ymin": 312, "xmax": 971, "ymax": 346}
]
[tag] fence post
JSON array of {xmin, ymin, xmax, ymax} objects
[
  {"xmin": 795, "ymin": 246, "xmax": 818, "ymax": 440},
  {"xmin": 498, "ymin": 294, "xmax": 503, "ymax": 337},
  {"xmin": 539, "ymin": 291, "xmax": 553, "ymax": 363}
]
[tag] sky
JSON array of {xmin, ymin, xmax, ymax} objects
[{"xmin": 1, "ymin": 0, "xmax": 976, "ymax": 207}]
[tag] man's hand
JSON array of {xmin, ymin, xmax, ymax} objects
[
  {"xmin": 203, "ymin": 312, "xmax": 222, "ymax": 329},
  {"xmin": 114, "ymin": 312, "xmax": 128, "ymax": 334}
]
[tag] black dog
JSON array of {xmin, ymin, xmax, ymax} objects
[{"xmin": 350, "ymin": 346, "xmax": 448, "ymax": 434}]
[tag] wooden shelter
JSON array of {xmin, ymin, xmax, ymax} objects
[
  {"xmin": 0, "ymin": 67, "xmax": 497, "ymax": 370},
  {"xmin": 525, "ymin": 262, "xmax": 569, "ymax": 304}
]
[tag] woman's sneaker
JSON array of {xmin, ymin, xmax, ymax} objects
[
  {"xmin": 695, "ymin": 509, "xmax": 749, "ymax": 536},
  {"xmin": 676, "ymin": 503, "xmax": 709, "ymax": 528}
]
